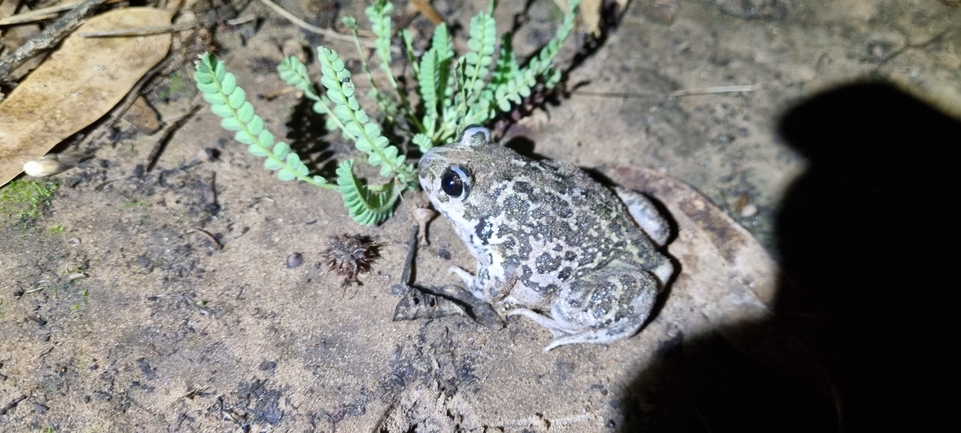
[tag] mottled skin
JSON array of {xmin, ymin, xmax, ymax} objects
[{"xmin": 419, "ymin": 127, "xmax": 674, "ymax": 351}]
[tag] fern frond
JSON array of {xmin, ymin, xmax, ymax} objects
[
  {"xmin": 418, "ymin": 50, "xmax": 439, "ymax": 136},
  {"xmin": 317, "ymin": 47, "xmax": 406, "ymax": 179},
  {"xmin": 463, "ymin": 11, "xmax": 496, "ymax": 97},
  {"xmin": 336, "ymin": 159, "xmax": 398, "ymax": 225},
  {"xmin": 194, "ymin": 53, "xmax": 334, "ymax": 190},
  {"xmin": 365, "ymin": 0, "xmax": 394, "ymax": 81},
  {"xmin": 528, "ymin": 0, "xmax": 579, "ymax": 82},
  {"xmin": 412, "ymin": 133, "xmax": 433, "ymax": 153},
  {"xmin": 401, "ymin": 29, "xmax": 419, "ymax": 78},
  {"xmin": 487, "ymin": 34, "xmax": 518, "ymax": 97},
  {"xmin": 278, "ymin": 56, "xmax": 356, "ymax": 142},
  {"xmin": 486, "ymin": 0, "xmax": 579, "ymax": 119},
  {"xmin": 277, "ymin": 56, "xmax": 319, "ymax": 100},
  {"xmin": 417, "ymin": 23, "xmax": 454, "ymax": 139}
]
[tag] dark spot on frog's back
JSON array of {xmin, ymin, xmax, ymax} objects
[
  {"xmin": 513, "ymin": 181, "xmax": 534, "ymax": 195},
  {"xmin": 535, "ymin": 252, "xmax": 563, "ymax": 274},
  {"xmin": 518, "ymin": 241, "xmax": 533, "ymax": 260},
  {"xmin": 504, "ymin": 196, "xmax": 530, "ymax": 219},
  {"xmin": 474, "ymin": 217, "xmax": 492, "ymax": 244}
]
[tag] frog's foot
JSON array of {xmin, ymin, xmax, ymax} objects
[
  {"xmin": 614, "ymin": 186, "xmax": 671, "ymax": 247},
  {"xmin": 506, "ymin": 308, "xmax": 578, "ymax": 334},
  {"xmin": 447, "ymin": 266, "xmax": 475, "ymax": 288},
  {"xmin": 652, "ymin": 259, "xmax": 674, "ymax": 292},
  {"xmin": 542, "ymin": 328, "xmax": 635, "ymax": 352},
  {"xmin": 506, "ymin": 308, "xmax": 623, "ymax": 352}
]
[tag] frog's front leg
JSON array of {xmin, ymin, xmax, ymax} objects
[
  {"xmin": 448, "ymin": 257, "xmax": 520, "ymax": 303},
  {"xmin": 507, "ymin": 261, "xmax": 659, "ymax": 352}
]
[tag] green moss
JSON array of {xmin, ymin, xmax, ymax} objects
[
  {"xmin": 122, "ymin": 199, "xmax": 148, "ymax": 209},
  {"xmin": 0, "ymin": 179, "xmax": 58, "ymax": 226}
]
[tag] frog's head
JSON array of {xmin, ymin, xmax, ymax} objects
[{"xmin": 418, "ymin": 126, "xmax": 496, "ymax": 222}]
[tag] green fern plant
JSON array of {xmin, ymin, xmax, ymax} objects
[{"xmin": 193, "ymin": 0, "xmax": 579, "ymax": 225}]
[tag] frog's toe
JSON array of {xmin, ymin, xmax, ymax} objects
[
  {"xmin": 506, "ymin": 308, "xmax": 578, "ymax": 335},
  {"xmin": 448, "ymin": 266, "xmax": 475, "ymax": 287},
  {"xmin": 543, "ymin": 328, "xmax": 631, "ymax": 352}
]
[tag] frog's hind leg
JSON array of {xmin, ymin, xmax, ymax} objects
[
  {"xmin": 506, "ymin": 308, "xmax": 580, "ymax": 335},
  {"xmin": 614, "ymin": 186, "xmax": 671, "ymax": 247},
  {"xmin": 511, "ymin": 263, "xmax": 660, "ymax": 352}
]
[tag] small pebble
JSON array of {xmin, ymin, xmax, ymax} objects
[
  {"xmin": 437, "ymin": 247, "xmax": 451, "ymax": 260},
  {"xmin": 286, "ymin": 253, "xmax": 304, "ymax": 269},
  {"xmin": 740, "ymin": 203, "xmax": 758, "ymax": 218}
]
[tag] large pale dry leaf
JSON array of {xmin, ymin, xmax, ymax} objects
[
  {"xmin": 610, "ymin": 165, "xmax": 841, "ymax": 413},
  {"xmin": 0, "ymin": 7, "xmax": 173, "ymax": 186}
]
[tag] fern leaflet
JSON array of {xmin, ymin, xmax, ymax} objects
[
  {"xmin": 336, "ymin": 159, "xmax": 397, "ymax": 225},
  {"xmin": 194, "ymin": 54, "xmax": 333, "ymax": 190}
]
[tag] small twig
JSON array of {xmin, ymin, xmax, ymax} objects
[
  {"xmin": 0, "ymin": 395, "xmax": 26, "ymax": 416},
  {"xmin": 145, "ymin": 105, "xmax": 200, "ymax": 172},
  {"xmin": 573, "ymin": 84, "xmax": 756, "ymax": 99},
  {"xmin": 400, "ymin": 224, "xmax": 419, "ymax": 286},
  {"xmin": 261, "ymin": 86, "xmax": 298, "ymax": 101},
  {"xmin": 257, "ymin": 0, "xmax": 377, "ymax": 48},
  {"xmin": 0, "ymin": 0, "xmax": 108, "ymax": 81},
  {"xmin": 80, "ymin": 21, "xmax": 202, "ymax": 37},
  {"xmin": 200, "ymin": 171, "xmax": 219, "ymax": 214},
  {"xmin": 0, "ymin": 0, "xmax": 121, "ymax": 26},
  {"xmin": 225, "ymin": 15, "xmax": 257, "ymax": 26},
  {"xmin": 408, "ymin": 0, "xmax": 444, "ymax": 25},
  {"xmin": 187, "ymin": 228, "xmax": 222, "ymax": 250},
  {"xmin": 667, "ymin": 84, "xmax": 756, "ymax": 97}
]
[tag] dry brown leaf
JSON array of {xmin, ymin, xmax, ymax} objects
[
  {"xmin": 409, "ymin": 0, "xmax": 444, "ymax": 25},
  {"xmin": 579, "ymin": 0, "xmax": 603, "ymax": 37},
  {"xmin": 566, "ymin": 0, "xmax": 629, "ymax": 38},
  {"xmin": 122, "ymin": 95, "xmax": 161, "ymax": 134},
  {"xmin": 0, "ymin": 7, "xmax": 173, "ymax": 186},
  {"xmin": 610, "ymin": 165, "xmax": 842, "ymax": 415}
]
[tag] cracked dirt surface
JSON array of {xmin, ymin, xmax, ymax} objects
[{"xmin": 1, "ymin": 0, "xmax": 959, "ymax": 431}]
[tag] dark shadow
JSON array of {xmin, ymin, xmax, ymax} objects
[
  {"xmin": 285, "ymin": 97, "xmax": 338, "ymax": 181},
  {"xmin": 775, "ymin": 82, "xmax": 958, "ymax": 431},
  {"xmin": 616, "ymin": 82, "xmax": 960, "ymax": 431}
]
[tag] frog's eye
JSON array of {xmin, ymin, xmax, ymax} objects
[
  {"xmin": 461, "ymin": 126, "xmax": 491, "ymax": 147},
  {"xmin": 441, "ymin": 165, "xmax": 471, "ymax": 199}
]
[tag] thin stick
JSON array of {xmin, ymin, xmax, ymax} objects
[
  {"xmin": 81, "ymin": 21, "xmax": 202, "ymax": 37},
  {"xmin": 0, "ymin": 0, "xmax": 122, "ymax": 26},
  {"xmin": 400, "ymin": 225, "xmax": 418, "ymax": 286},
  {"xmin": 145, "ymin": 104, "xmax": 200, "ymax": 171},
  {"xmin": 573, "ymin": 84, "xmax": 756, "ymax": 99},
  {"xmin": 409, "ymin": 0, "xmax": 444, "ymax": 25},
  {"xmin": 667, "ymin": 84, "xmax": 756, "ymax": 97},
  {"xmin": 187, "ymin": 228, "xmax": 223, "ymax": 250},
  {"xmin": 0, "ymin": 0, "xmax": 107, "ymax": 81},
  {"xmin": 257, "ymin": 0, "xmax": 376, "ymax": 48}
]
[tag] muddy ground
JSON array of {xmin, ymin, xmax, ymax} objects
[{"xmin": 1, "ymin": 0, "xmax": 959, "ymax": 432}]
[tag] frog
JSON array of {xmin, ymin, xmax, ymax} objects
[{"xmin": 418, "ymin": 126, "xmax": 675, "ymax": 352}]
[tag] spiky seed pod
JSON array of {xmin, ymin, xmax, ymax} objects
[{"xmin": 322, "ymin": 234, "xmax": 379, "ymax": 287}]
